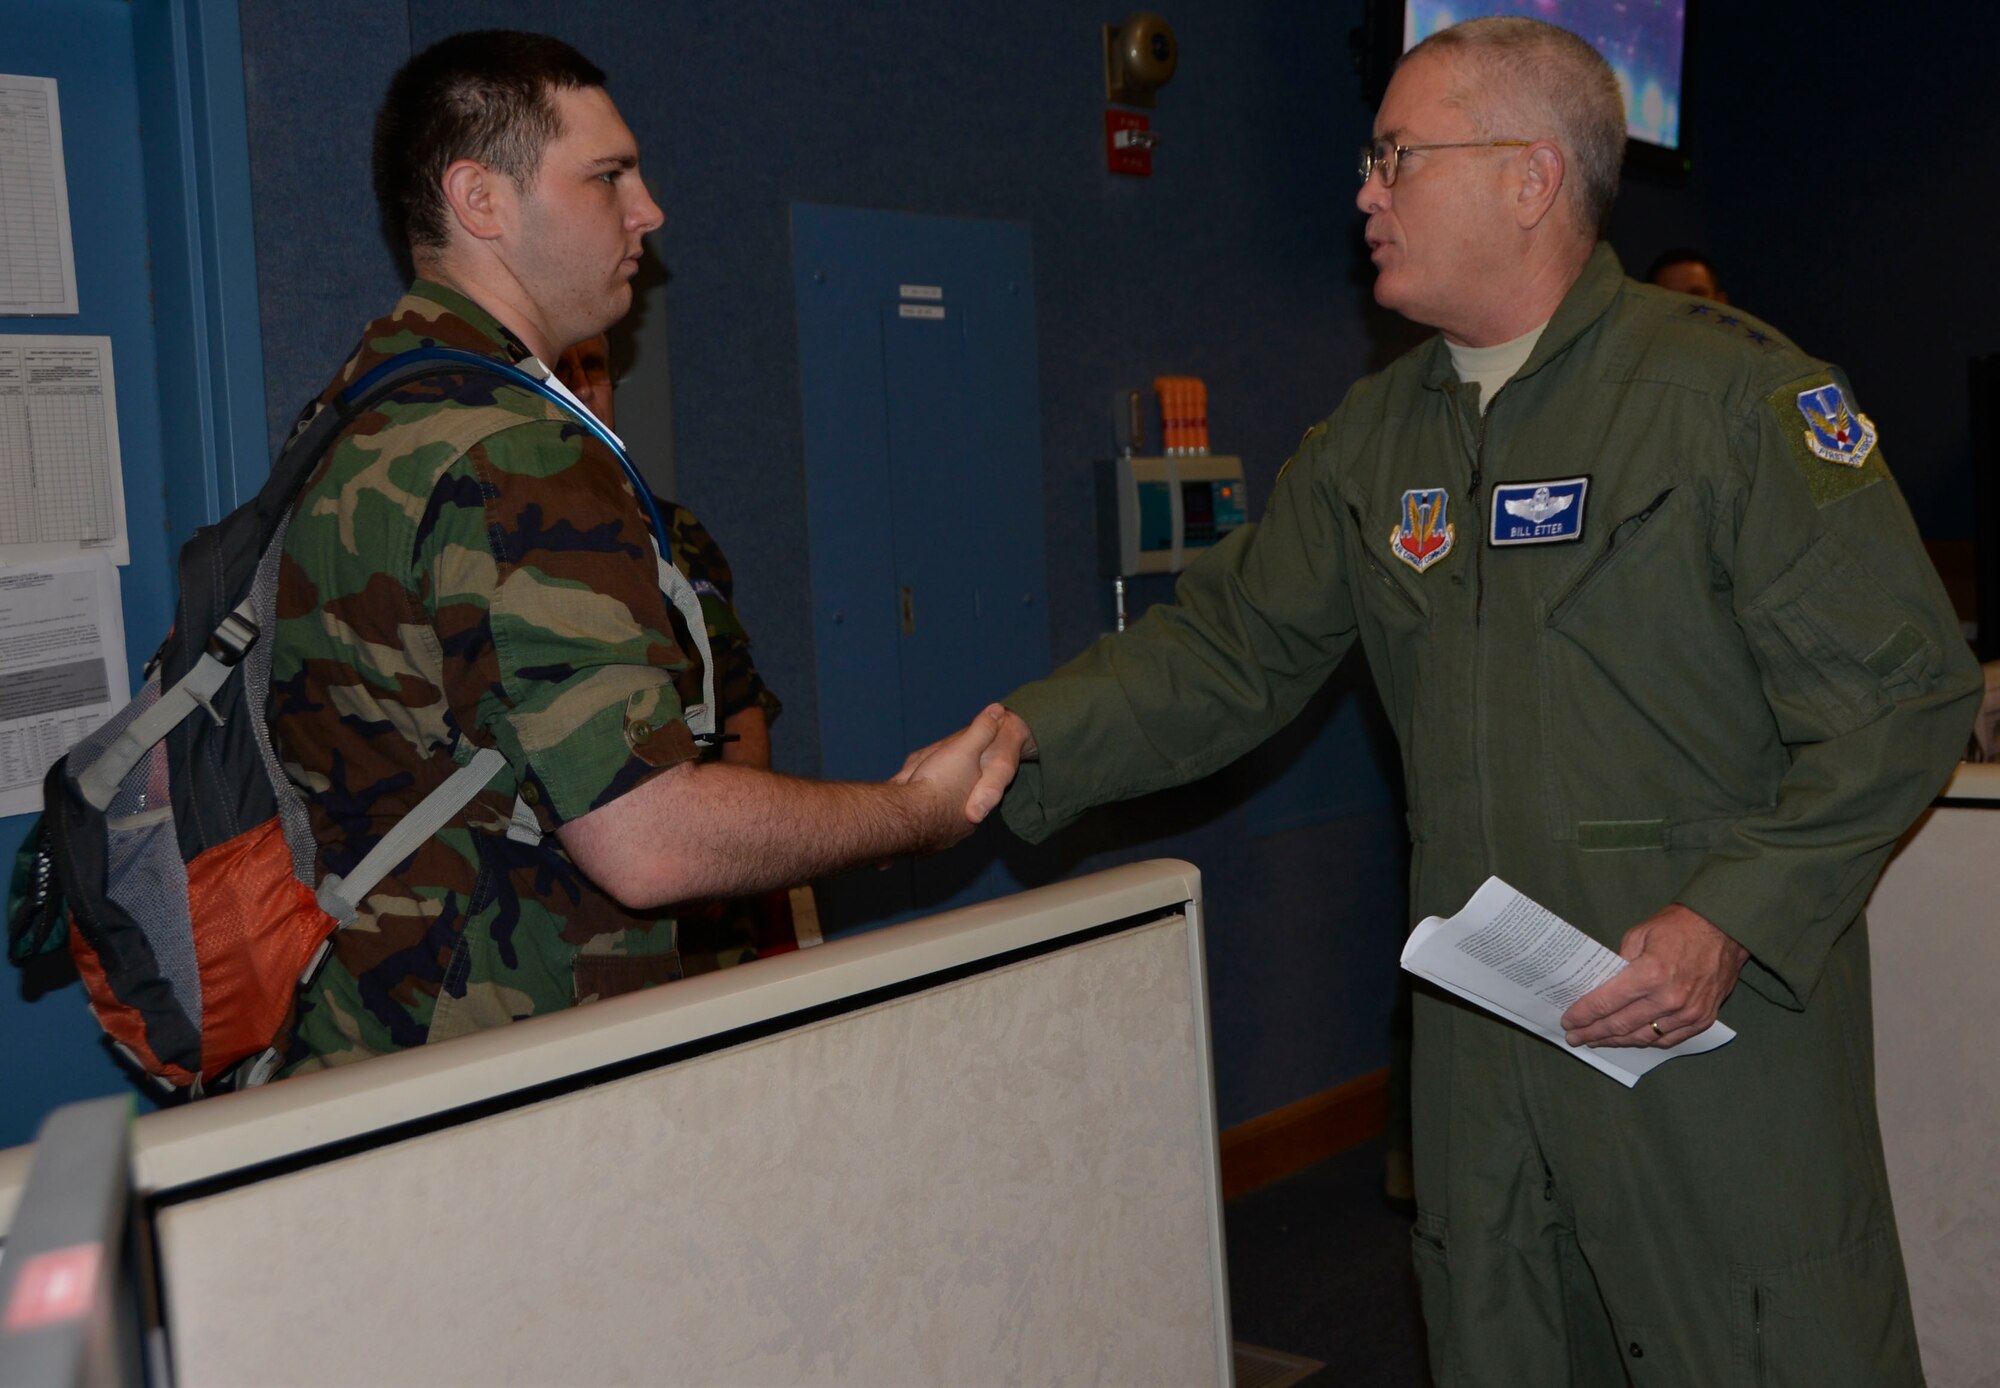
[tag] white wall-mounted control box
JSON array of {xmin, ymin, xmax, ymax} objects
[{"xmin": 1098, "ymin": 454, "xmax": 1249, "ymax": 576}]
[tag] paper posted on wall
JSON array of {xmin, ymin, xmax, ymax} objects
[
  {"xmin": 0, "ymin": 74, "xmax": 81, "ymax": 316},
  {"xmin": 0, "ymin": 335, "xmax": 130, "ymax": 567},
  {"xmin": 0, "ymin": 556, "xmax": 129, "ymax": 818},
  {"xmin": 1400, "ymin": 876, "xmax": 1735, "ymax": 1088}
]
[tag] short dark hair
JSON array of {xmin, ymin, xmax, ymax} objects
[
  {"xmin": 1646, "ymin": 247, "xmax": 1715, "ymax": 283},
  {"xmin": 373, "ymin": 30, "xmax": 606, "ymax": 256}
]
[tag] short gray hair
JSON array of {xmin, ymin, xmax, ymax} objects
[{"xmin": 1405, "ymin": 17, "xmax": 1626, "ymax": 238}]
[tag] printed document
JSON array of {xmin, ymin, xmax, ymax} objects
[
  {"xmin": 1401, "ymin": 876, "xmax": 1735, "ymax": 1087},
  {"xmin": 0, "ymin": 74, "xmax": 80, "ymax": 316},
  {"xmin": 0, "ymin": 334, "xmax": 129, "ymax": 566},
  {"xmin": 0, "ymin": 556, "xmax": 128, "ymax": 818}
]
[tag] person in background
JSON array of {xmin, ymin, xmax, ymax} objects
[
  {"xmin": 556, "ymin": 333, "xmax": 816, "ymax": 967},
  {"xmin": 1646, "ymin": 246, "xmax": 1727, "ymax": 302}
]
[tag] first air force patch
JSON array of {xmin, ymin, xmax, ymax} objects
[
  {"xmin": 1489, "ymin": 477, "xmax": 1588, "ymax": 547},
  {"xmin": 1795, "ymin": 383, "xmax": 1877, "ymax": 468},
  {"xmin": 1389, "ymin": 488, "xmax": 1455, "ymax": 572}
]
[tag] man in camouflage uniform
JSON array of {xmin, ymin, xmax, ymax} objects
[
  {"xmin": 928, "ymin": 17, "xmax": 1978, "ymax": 1385},
  {"xmin": 557, "ymin": 333, "xmax": 805, "ymax": 970},
  {"xmin": 271, "ymin": 30, "xmax": 997, "ymax": 1072}
]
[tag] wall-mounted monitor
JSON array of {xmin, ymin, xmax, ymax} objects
[{"xmin": 1357, "ymin": 1, "xmax": 1695, "ymax": 174}]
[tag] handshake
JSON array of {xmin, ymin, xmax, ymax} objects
[{"xmin": 892, "ymin": 704, "xmax": 1040, "ymax": 850}]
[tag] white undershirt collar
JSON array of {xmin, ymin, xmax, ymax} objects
[{"xmin": 1447, "ymin": 320, "xmax": 1549, "ymax": 415}]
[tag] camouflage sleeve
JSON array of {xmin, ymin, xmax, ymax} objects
[
  {"xmin": 663, "ymin": 501, "xmax": 782, "ymax": 727},
  {"xmin": 419, "ymin": 417, "xmax": 700, "ymax": 829}
]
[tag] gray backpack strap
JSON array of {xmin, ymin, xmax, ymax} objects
[
  {"xmin": 75, "ymin": 600, "xmax": 259, "ymax": 811},
  {"xmin": 654, "ymin": 547, "xmax": 716, "ymax": 739},
  {"xmin": 316, "ymin": 745, "xmax": 509, "ymax": 925}
]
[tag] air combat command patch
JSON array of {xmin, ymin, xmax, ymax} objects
[{"xmin": 1390, "ymin": 487, "xmax": 1455, "ymax": 573}]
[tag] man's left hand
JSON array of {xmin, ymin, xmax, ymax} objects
[{"xmin": 1560, "ymin": 904, "xmax": 1750, "ymax": 1048}]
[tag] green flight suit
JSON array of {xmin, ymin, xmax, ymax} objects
[{"xmin": 1001, "ymin": 245, "xmax": 1980, "ymax": 1386}]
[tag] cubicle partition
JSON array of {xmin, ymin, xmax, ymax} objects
[
  {"xmin": 0, "ymin": 860, "xmax": 1232, "ymax": 1387},
  {"xmin": 1866, "ymin": 762, "xmax": 2000, "ymax": 1385}
]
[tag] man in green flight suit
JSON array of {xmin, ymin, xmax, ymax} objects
[
  {"xmin": 923, "ymin": 16, "xmax": 1980, "ymax": 1385},
  {"xmin": 270, "ymin": 30, "xmax": 1002, "ymax": 1072}
]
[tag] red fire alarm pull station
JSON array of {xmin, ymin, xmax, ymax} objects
[{"xmin": 1105, "ymin": 110, "xmax": 1154, "ymax": 176}]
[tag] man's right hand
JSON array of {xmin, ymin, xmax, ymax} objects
[
  {"xmin": 897, "ymin": 704, "xmax": 1012, "ymax": 849},
  {"xmin": 896, "ymin": 705, "xmax": 1036, "ymax": 825}
]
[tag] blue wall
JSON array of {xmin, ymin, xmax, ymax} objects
[
  {"xmin": 0, "ymin": 0, "xmax": 178, "ymax": 1146},
  {"xmin": 1, "ymin": 0, "xmax": 266, "ymax": 1149}
]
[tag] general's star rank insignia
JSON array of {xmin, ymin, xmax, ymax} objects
[
  {"xmin": 1795, "ymin": 383, "xmax": 1878, "ymax": 468},
  {"xmin": 1389, "ymin": 487, "xmax": 1455, "ymax": 573}
]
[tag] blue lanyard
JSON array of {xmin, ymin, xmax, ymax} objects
[{"xmin": 339, "ymin": 345, "xmax": 673, "ymax": 552}]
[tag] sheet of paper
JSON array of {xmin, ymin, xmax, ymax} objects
[
  {"xmin": 0, "ymin": 334, "xmax": 129, "ymax": 566},
  {"xmin": 0, "ymin": 74, "xmax": 80, "ymax": 316},
  {"xmin": 0, "ymin": 556, "xmax": 129, "ymax": 818},
  {"xmin": 1401, "ymin": 875, "xmax": 1735, "ymax": 1088}
]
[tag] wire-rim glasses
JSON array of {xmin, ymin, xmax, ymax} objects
[{"xmin": 1358, "ymin": 139, "xmax": 1531, "ymax": 187}]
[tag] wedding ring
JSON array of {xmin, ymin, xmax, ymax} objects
[{"xmin": 1650, "ymin": 1020, "xmax": 1664, "ymax": 1038}]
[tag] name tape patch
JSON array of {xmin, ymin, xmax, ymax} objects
[{"xmin": 1489, "ymin": 477, "xmax": 1589, "ymax": 546}]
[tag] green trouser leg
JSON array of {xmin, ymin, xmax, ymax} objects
[{"xmin": 1409, "ymin": 919, "xmax": 1925, "ymax": 1387}]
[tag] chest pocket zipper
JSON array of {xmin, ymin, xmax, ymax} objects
[
  {"xmin": 1545, "ymin": 485, "xmax": 1677, "ymax": 626},
  {"xmin": 1350, "ymin": 501, "xmax": 1428, "ymax": 620}
]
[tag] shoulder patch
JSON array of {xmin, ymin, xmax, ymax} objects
[
  {"xmin": 1767, "ymin": 375, "xmax": 1888, "ymax": 507},
  {"xmin": 1276, "ymin": 420, "xmax": 1329, "ymax": 485}
]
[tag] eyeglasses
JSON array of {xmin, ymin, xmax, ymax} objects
[{"xmin": 1358, "ymin": 139, "xmax": 1531, "ymax": 187}]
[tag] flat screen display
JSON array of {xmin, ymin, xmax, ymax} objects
[{"xmin": 1404, "ymin": 1, "xmax": 1688, "ymax": 152}]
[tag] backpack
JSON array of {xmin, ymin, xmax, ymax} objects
[{"xmin": 6, "ymin": 346, "xmax": 713, "ymax": 1097}]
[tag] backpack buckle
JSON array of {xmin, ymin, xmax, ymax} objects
[{"xmin": 205, "ymin": 611, "xmax": 260, "ymax": 665}]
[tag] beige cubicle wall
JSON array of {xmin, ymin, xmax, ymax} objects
[
  {"xmin": 1, "ymin": 860, "xmax": 1232, "ymax": 1388},
  {"xmin": 1869, "ymin": 762, "xmax": 2000, "ymax": 1388}
]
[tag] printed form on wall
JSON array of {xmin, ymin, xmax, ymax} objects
[
  {"xmin": 0, "ymin": 334, "xmax": 129, "ymax": 567},
  {"xmin": 0, "ymin": 556, "xmax": 128, "ymax": 818},
  {"xmin": 0, "ymin": 73, "xmax": 79, "ymax": 317}
]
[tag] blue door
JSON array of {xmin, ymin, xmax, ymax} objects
[{"xmin": 792, "ymin": 205, "xmax": 1048, "ymax": 929}]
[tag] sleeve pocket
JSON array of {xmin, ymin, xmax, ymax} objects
[{"xmin": 1738, "ymin": 528, "xmax": 1947, "ymax": 738}]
